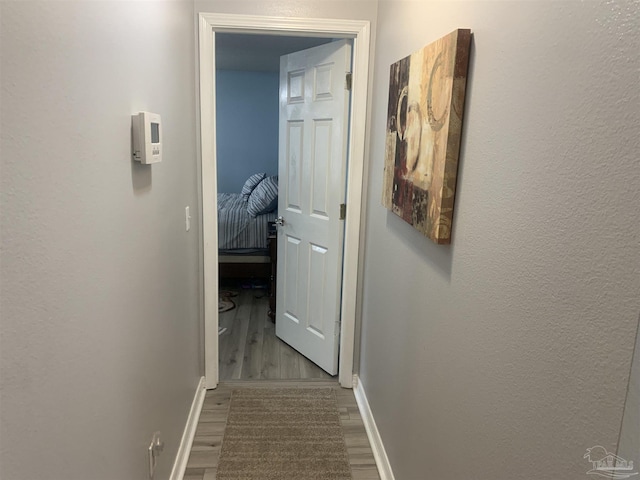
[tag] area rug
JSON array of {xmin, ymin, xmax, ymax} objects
[
  {"xmin": 216, "ymin": 388, "xmax": 352, "ymax": 480},
  {"xmin": 219, "ymin": 290, "xmax": 238, "ymax": 313}
]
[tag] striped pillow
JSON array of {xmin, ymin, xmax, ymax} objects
[
  {"xmin": 241, "ymin": 173, "xmax": 266, "ymax": 201},
  {"xmin": 247, "ymin": 176, "xmax": 278, "ymax": 217}
]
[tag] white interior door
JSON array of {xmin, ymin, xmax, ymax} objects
[{"xmin": 275, "ymin": 40, "xmax": 352, "ymax": 375}]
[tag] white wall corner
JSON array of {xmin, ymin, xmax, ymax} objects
[
  {"xmin": 169, "ymin": 377, "xmax": 207, "ymax": 480},
  {"xmin": 353, "ymin": 375, "xmax": 396, "ymax": 480}
]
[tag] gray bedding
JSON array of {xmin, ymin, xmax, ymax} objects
[{"xmin": 217, "ymin": 193, "xmax": 276, "ymax": 250}]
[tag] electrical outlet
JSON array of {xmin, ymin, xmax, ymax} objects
[{"xmin": 148, "ymin": 431, "xmax": 164, "ymax": 479}]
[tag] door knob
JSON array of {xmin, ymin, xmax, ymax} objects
[{"xmin": 275, "ymin": 216, "xmax": 285, "ymax": 226}]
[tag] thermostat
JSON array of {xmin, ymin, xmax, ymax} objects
[{"xmin": 132, "ymin": 111, "xmax": 162, "ymax": 164}]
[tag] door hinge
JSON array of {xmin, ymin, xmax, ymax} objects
[
  {"xmin": 339, "ymin": 203, "xmax": 346, "ymax": 220},
  {"xmin": 345, "ymin": 73, "xmax": 352, "ymax": 91}
]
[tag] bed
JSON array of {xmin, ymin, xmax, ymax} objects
[{"xmin": 218, "ymin": 174, "xmax": 278, "ymax": 281}]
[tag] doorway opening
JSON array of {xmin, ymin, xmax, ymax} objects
[
  {"xmin": 198, "ymin": 13, "xmax": 371, "ymax": 389},
  {"xmin": 215, "ymin": 34, "xmax": 337, "ymax": 382}
]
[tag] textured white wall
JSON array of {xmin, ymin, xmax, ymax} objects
[
  {"xmin": 359, "ymin": 1, "xmax": 640, "ymax": 479},
  {"xmin": 195, "ymin": 0, "xmax": 378, "ymax": 22},
  {"xmin": 0, "ymin": 2, "xmax": 201, "ymax": 479}
]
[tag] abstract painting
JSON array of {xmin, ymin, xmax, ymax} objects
[{"xmin": 382, "ymin": 29, "xmax": 472, "ymax": 244}]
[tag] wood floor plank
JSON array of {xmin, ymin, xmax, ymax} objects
[
  {"xmin": 216, "ymin": 306, "xmax": 238, "ymax": 365},
  {"xmin": 240, "ymin": 292, "xmax": 266, "ymax": 380},
  {"xmin": 194, "ymin": 421, "xmax": 226, "ymax": 437},
  {"xmin": 351, "ymin": 466, "xmax": 383, "ymax": 480},
  {"xmin": 346, "ymin": 446, "xmax": 377, "ymax": 464},
  {"xmin": 218, "ymin": 295, "xmax": 238, "ymax": 331},
  {"xmin": 229, "ymin": 295, "xmax": 251, "ymax": 380},
  {"xmin": 186, "ymin": 449, "xmax": 219, "ymax": 469},
  {"xmin": 183, "ymin": 467, "xmax": 205, "ymax": 480},
  {"xmin": 202, "ymin": 468, "xmax": 217, "ymax": 480},
  {"xmin": 261, "ymin": 310, "xmax": 281, "ymax": 379},
  {"xmin": 202, "ymin": 389, "xmax": 232, "ymax": 404},
  {"xmin": 218, "ymin": 290, "xmax": 251, "ymax": 380},
  {"xmin": 279, "ymin": 338, "xmax": 301, "ymax": 379},
  {"xmin": 197, "ymin": 412, "xmax": 228, "ymax": 424},
  {"xmin": 190, "ymin": 435, "xmax": 223, "ymax": 450},
  {"xmin": 299, "ymin": 353, "xmax": 332, "ymax": 379}
]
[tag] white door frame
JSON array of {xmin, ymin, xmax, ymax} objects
[{"xmin": 198, "ymin": 13, "xmax": 370, "ymax": 389}]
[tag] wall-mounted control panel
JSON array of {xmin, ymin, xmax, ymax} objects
[{"xmin": 132, "ymin": 111, "xmax": 162, "ymax": 164}]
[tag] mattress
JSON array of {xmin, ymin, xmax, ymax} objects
[{"xmin": 217, "ymin": 193, "xmax": 276, "ymax": 250}]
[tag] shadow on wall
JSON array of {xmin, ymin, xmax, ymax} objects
[
  {"xmin": 385, "ymin": 211, "xmax": 454, "ymax": 279},
  {"xmin": 449, "ymin": 34, "xmax": 476, "ymax": 246},
  {"xmin": 130, "ymin": 120, "xmax": 152, "ymax": 194},
  {"xmin": 131, "ymin": 160, "xmax": 152, "ymax": 194}
]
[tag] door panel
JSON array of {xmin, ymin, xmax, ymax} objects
[
  {"xmin": 287, "ymin": 70, "xmax": 305, "ymax": 103},
  {"xmin": 283, "ymin": 234, "xmax": 301, "ymax": 322},
  {"xmin": 311, "ymin": 119, "xmax": 332, "ymax": 217},
  {"xmin": 276, "ymin": 40, "xmax": 352, "ymax": 375},
  {"xmin": 307, "ymin": 243, "xmax": 328, "ymax": 337},
  {"xmin": 286, "ymin": 121, "xmax": 304, "ymax": 212}
]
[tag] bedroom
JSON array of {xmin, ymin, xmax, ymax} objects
[{"xmin": 214, "ymin": 33, "xmax": 341, "ymax": 381}]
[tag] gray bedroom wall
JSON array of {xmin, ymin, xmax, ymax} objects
[
  {"xmin": 359, "ymin": 1, "xmax": 640, "ymax": 479},
  {"xmin": 0, "ymin": 2, "xmax": 201, "ymax": 479},
  {"xmin": 215, "ymin": 70, "xmax": 279, "ymax": 193}
]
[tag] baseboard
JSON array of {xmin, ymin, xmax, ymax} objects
[
  {"xmin": 169, "ymin": 376, "xmax": 206, "ymax": 480},
  {"xmin": 353, "ymin": 375, "xmax": 395, "ymax": 480}
]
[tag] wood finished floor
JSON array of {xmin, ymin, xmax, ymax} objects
[
  {"xmin": 184, "ymin": 381, "xmax": 381, "ymax": 480},
  {"xmin": 218, "ymin": 287, "xmax": 333, "ymax": 381}
]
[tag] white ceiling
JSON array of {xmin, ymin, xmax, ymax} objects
[{"xmin": 215, "ymin": 33, "xmax": 333, "ymax": 72}]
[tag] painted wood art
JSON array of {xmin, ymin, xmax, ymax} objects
[{"xmin": 382, "ymin": 29, "xmax": 472, "ymax": 244}]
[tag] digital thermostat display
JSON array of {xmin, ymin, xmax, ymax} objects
[
  {"xmin": 151, "ymin": 123, "xmax": 160, "ymax": 144},
  {"xmin": 132, "ymin": 112, "xmax": 162, "ymax": 164}
]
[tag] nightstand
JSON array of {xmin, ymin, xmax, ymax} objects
[{"xmin": 267, "ymin": 231, "xmax": 277, "ymax": 321}]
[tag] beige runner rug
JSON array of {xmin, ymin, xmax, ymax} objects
[{"xmin": 216, "ymin": 388, "xmax": 352, "ymax": 480}]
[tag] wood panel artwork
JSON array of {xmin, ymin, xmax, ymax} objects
[{"xmin": 382, "ymin": 29, "xmax": 472, "ymax": 244}]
